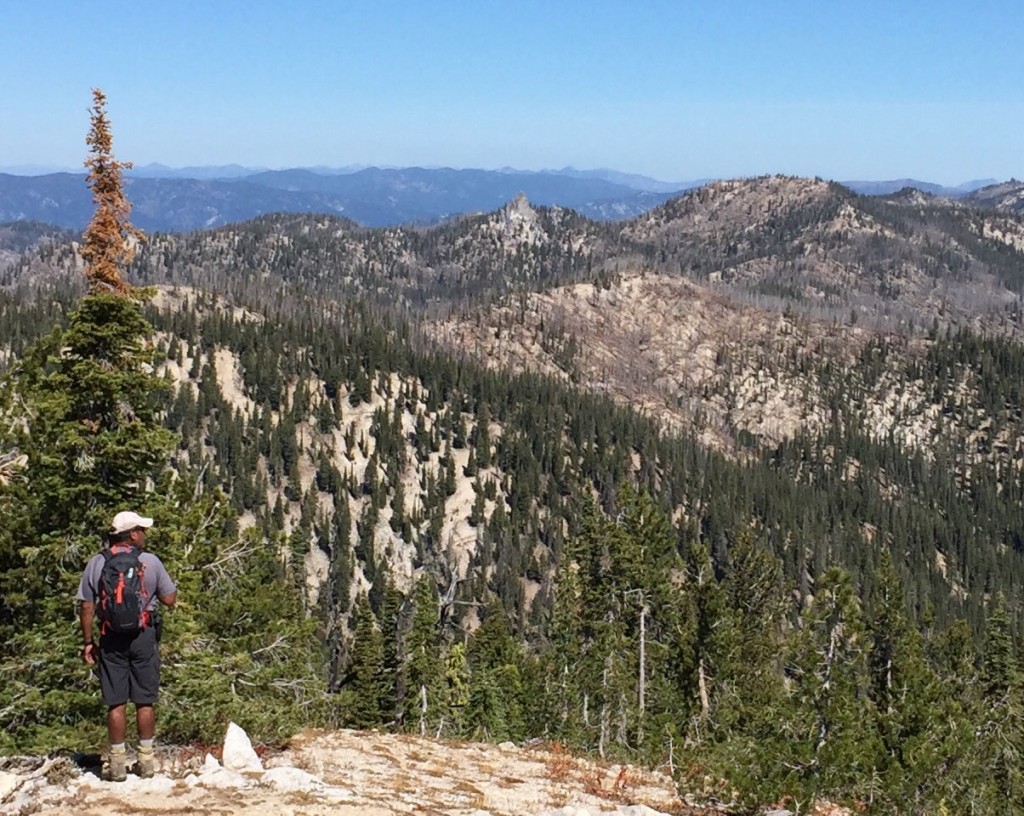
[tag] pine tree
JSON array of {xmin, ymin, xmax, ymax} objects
[
  {"xmin": 402, "ymin": 575, "xmax": 443, "ymax": 733},
  {"xmin": 157, "ymin": 494, "xmax": 326, "ymax": 744},
  {"xmin": 973, "ymin": 595, "xmax": 1024, "ymax": 810},
  {"xmin": 80, "ymin": 88, "xmax": 145, "ymax": 295},
  {"xmin": 865, "ymin": 550, "xmax": 944, "ymax": 810},
  {"xmin": 699, "ymin": 527, "xmax": 789, "ymax": 804},
  {"xmin": 681, "ymin": 537, "xmax": 730, "ymax": 741},
  {"xmin": 0, "ymin": 91, "xmax": 174, "ymax": 751},
  {"xmin": 721, "ymin": 528, "xmax": 787, "ymax": 730},
  {"xmin": 543, "ymin": 548, "xmax": 587, "ymax": 746},
  {"xmin": 344, "ymin": 595, "xmax": 388, "ymax": 728},
  {"xmin": 780, "ymin": 568, "xmax": 881, "ymax": 808},
  {"xmin": 465, "ymin": 600, "xmax": 526, "ymax": 742},
  {"xmin": 0, "ymin": 90, "xmax": 326, "ymax": 752}
]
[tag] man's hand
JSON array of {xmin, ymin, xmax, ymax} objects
[{"xmin": 83, "ymin": 642, "xmax": 97, "ymax": 665}]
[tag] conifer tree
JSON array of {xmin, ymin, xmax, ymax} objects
[
  {"xmin": 682, "ymin": 537, "xmax": 730, "ymax": 738},
  {"xmin": 0, "ymin": 90, "xmax": 326, "ymax": 751},
  {"xmin": 973, "ymin": 595, "xmax": 1024, "ymax": 810},
  {"xmin": 377, "ymin": 579, "xmax": 404, "ymax": 723},
  {"xmin": 919, "ymin": 617, "xmax": 979, "ymax": 809},
  {"xmin": 700, "ymin": 527, "xmax": 789, "ymax": 805},
  {"xmin": 721, "ymin": 527, "xmax": 786, "ymax": 731},
  {"xmin": 402, "ymin": 575, "xmax": 443, "ymax": 732},
  {"xmin": 80, "ymin": 88, "xmax": 145, "ymax": 295},
  {"xmin": 780, "ymin": 568, "xmax": 881, "ymax": 808},
  {"xmin": 157, "ymin": 496, "xmax": 326, "ymax": 744},
  {"xmin": 0, "ymin": 90, "xmax": 173, "ymax": 751},
  {"xmin": 543, "ymin": 544, "xmax": 586, "ymax": 745},
  {"xmin": 866, "ymin": 549, "xmax": 944, "ymax": 809},
  {"xmin": 344, "ymin": 595, "xmax": 389, "ymax": 727},
  {"xmin": 465, "ymin": 600, "xmax": 526, "ymax": 742}
]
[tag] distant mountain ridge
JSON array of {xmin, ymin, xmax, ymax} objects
[
  {"xmin": 128, "ymin": 163, "xmax": 268, "ymax": 179},
  {"xmin": 0, "ymin": 164, "xmax": 1018, "ymax": 232},
  {"xmin": 839, "ymin": 178, "xmax": 997, "ymax": 197},
  {"xmin": 963, "ymin": 179, "xmax": 1024, "ymax": 215},
  {"xmin": 0, "ymin": 167, "xmax": 689, "ymax": 230}
]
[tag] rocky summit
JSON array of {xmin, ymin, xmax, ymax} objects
[{"xmin": 0, "ymin": 724, "xmax": 700, "ymax": 816}]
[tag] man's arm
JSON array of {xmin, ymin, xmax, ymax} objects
[
  {"xmin": 151, "ymin": 556, "xmax": 177, "ymax": 609},
  {"xmin": 79, "ymin": 601, "xmax": 97, "ymax": 665}
]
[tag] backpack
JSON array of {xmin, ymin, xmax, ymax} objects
[{"xmin": 98, "ymin": 545, "xmax": 149, "ymax": 634}]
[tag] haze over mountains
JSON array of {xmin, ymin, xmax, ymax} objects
[{"xmin": 0, "ymin": 163, "xmax": 1015, "ymax": 232}]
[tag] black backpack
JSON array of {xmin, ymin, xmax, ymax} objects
[{"xmin": 98, "ymin": 545, "xmax": 149, "ymax": 634}]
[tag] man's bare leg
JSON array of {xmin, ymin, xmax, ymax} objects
[
  {"xmin": 136, "ymin": 704, "xmax": 156, "ymax": 777},
  {"xmin": 107, "ymin": 704, "xmax": 127, "ymax": 744},
  {"xmin": 106, "ymin": 704, "xmax": 128, "ymax": 781},
  {"xmin": 136, "ymin": 704, "xmax": 155, "ymax": 740}
]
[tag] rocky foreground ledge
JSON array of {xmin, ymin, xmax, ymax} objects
[{"xmin": 0, "ymin": 724, "xmax": 702, "ymax": 816}]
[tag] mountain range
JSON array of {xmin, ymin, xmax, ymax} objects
[
  {"xmin": 7, "ymin": 173, "xmax": 1024, "ymax": 462},
  {"xmin": 0, "ymin": 164, "xmax": 1015, "ymax": 232},
  {"xmin": 0, "ymin": 166, "xmax": 694, "ymax": 230},
  {"xmin": 5, "ymin": 171, "xmax": 1024, "ymax": 809},
  {"xmin": 5, "ymin": 172, "xmax": 1024, "ymax": 653}
]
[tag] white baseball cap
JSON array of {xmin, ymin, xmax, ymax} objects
[{"xmin": 110, "ymin": 511, "xmax": 154, "ymax": 534}]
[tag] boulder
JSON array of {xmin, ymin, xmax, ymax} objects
[
  {"xmin": 0, "ymin": 769, "xmax": 22, "ymax": 802},
  {"xmin": 221, "ymin": 722, "xmax": 263, "ymax": 772}
]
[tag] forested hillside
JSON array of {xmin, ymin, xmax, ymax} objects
[{"xmin": 4, "ymin": 164, "xmax": 1024, "ymax": 812}]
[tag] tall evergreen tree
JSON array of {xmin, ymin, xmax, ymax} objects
[
  {"xmin": 780, "ymin": 568, "xmax": 881, "ymax": 808},
  {"xmin": 0, "ymin": 90, "xmax": 174, "ymax": 751},
  {"xmin": 343, "ymin": 595, "xmax": 389, "ymax": 728},
  {"xmin": 866, "ymin": 550, "xmax": 945, "ymax": 811},
  {"xmin": 402, "ymin": 575, "xmax": 443, "ymax": 733},
  {"xmin": 972, "ymin": 595, "xmax": 1024, "ymax": 811},
  {"xmin": 0, "ymin": 90, "xmax": 325, "ymax": 752},
  {"xmin": 465, "ymin": 600, "xmax": 526, "ymax": 742},
  {"xmin": 79, "ymin": 88, "xmax": 145, "ymax": 295}
]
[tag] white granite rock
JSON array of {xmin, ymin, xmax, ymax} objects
[
  {"xmin": 259, "ymin": 765, "xmax": 320, "ymax": 791},
  {"xmin": 541, "ymin": 806, "xmax": 673, "ymax": 816},
  {"xmin": 0, "ymin": 770, "xmax": 21, "ymax": 802},
  {"xmin": 188, "ymin": 764, "xmax": 250, "ymax": 789},
  {"xmin": 221, "ymin": 722, "xmax": 263, "ymax": 772},
  {"xmin": 78, "ymin": 774, "xmax": 175, "ymax": 794},
  {"xmin": 260, "ymin": 765, "xmax": 352, "ymax": 799}
]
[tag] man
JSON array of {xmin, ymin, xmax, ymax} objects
[{"xmin": 77, "ymin": 510, "xmax": 176, "ymax": 781}]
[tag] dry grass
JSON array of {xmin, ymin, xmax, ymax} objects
[
  {"xmin": 285, "ymin": 790, "xmax": 326, "ymax": 807},
  {"xmin": 471, "ymin": 759, "xmax": 502, "ymax": 776},
  {"xmin": 581, "ymin": 763, "xmax": 637, "ymax": 804},
  {"xmin": 450, "ymin": 779, "xmax": 488, "ymax": 809},
  {"xmin": 543, "ymin": 742, "xmax": 578, "ymax": 784},
  {"xmin": 421, "ymin": 761, "xmax": 451, "ymax": 778},
  {"xmin": 387, "ymin": 771, "xmax": 421, "ymax": 795}
]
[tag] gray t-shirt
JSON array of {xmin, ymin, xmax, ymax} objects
[{"xmin": 77, "ymin": 549, "xmax": 176, "ymax": 614}]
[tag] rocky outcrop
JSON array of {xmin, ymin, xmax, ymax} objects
[{"xmin": 0, "ymin": 724, "xmax": 686, "ymax": 816}]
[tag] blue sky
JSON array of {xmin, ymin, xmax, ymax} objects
[{"xmin": 2, "ymin": 1, "xmax": 1021, "ymax": 184}]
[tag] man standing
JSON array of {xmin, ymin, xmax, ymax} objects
[{"xmin": 78, "ymin": 510, "xmax": 176, "ymax": 781}]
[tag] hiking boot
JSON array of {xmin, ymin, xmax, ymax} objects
[
  {"xmin": 136, "ymin": 745, "xmax": 155, "ymax": 778},
  {"xmin": 105, "ymin": 748, "xmax": 127, "ymax": 782}
]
